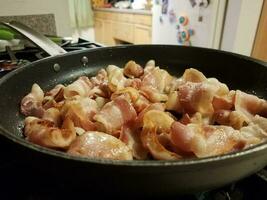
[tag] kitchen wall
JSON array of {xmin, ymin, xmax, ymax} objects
[
  {"xmin": 220, "ymin": 0, "xmax": 242, "ymax": 52},
  {"xmin": 0, "ymin": 0, "xmax": 94, "ymax": 41}
]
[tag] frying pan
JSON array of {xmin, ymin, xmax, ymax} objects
[{"xmin": 0, "ymin": 21, "xmax": 267, "ymax": 197}]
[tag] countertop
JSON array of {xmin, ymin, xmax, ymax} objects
[{"xmin": 93, "ymin": 7, "xmax": 152, "ymax": 15}]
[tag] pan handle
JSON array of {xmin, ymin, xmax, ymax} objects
[{"xmin": 0, "ymin": 21, "xmax": 67, "ymax": 56}]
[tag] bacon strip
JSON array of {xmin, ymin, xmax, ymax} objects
[
  {"xmin": 178, "ymin": 82, "xmax": 215, "ymax": 114},
  {"xmin": 106, "ymin": 65, "xmax": 127, "ymax": 92},
  {"xmin": 170, "ymin": 121, "xmax": 195, "ymax": 153},
  {"xmin": 165, "ymin": 91, "xmax": 182, "ymax": 112},
  {"xmin": 123, "ymin": 60, "xmax": 144, "ymax": 78},
  {"xmin": 141, "ymin": 110, "xmax": 181, "ymax": 160},
  {"xmin": 111, "ymin": 87, "xmax": 150, "ymax": 113},
  {"xmin": 120, "ymin": 124, "xmax": 149, "ymax": 160},
  {"xmin": 90, "ymin": 69, "xmax": 108, "ymax": 86},
  {"xmin": 178, "ymin": 79, "xmax": 229, "ymax": 115},
  {"xmin": 89, "ymin": 69, "xmax": 111, "ymax": 98},
  {"xmin": 20, "ymin": 83, "xmax": 45, "ymax": 117},
  {"xmin": 235, "ymin": 90, "xmax": 267, "ymax": 119},
  {"xmin": 182, "ymin": 68, "xmax": 206, "ymax": 83},
  {"xmin": 42, "ymin": 107, "xmax": 61, "ymax": 127},
  {"xmin": 43, "ymin": 84, "xmax": 65, "ymax": 109},
  {"xmin": 140, "ymin": 86, "xmax": 169, "ymax": 103},
  {"xmin": 180, "ymin": 112, "xmax": 211, "ymax": 125},
  {"xmin": 240, "ymin": 115, "xmax": 267, "ymax": 146},
  {"xmin": 64, "ymin": 76, "xmax": 92, "ymax": 99},
  {"xmin": 212, "ymin": 90, "xmax": 235, "ymax": 111},
  {"xmin": 45, "ymin": 84, "xmax": 65, "ymax": 100},
  {"xmin": 213, "ymin": 109, "xmax": 250, "ymax": 130},
  {"xmin": 135, "ymin": 103, "xmax": 165, "ymax": 127},
  {"xmin": 61, "ymin": 97, "xmax": 98, "ymax": 131},
  {"xmin": 140, "ymin": 66, "xmax": 173, "ymax": 102},
  {"xmin": 24, "ymin": 116, "xmax": 76, "ymax": 149},
  {"xmin": 68, "ymin": 131, "xmax": 133, "ymax": 160},
  {"xmin": 141, "ymin": 66, "xmax": 172, "ymax": 91},
  {"xmin": 170, "ymin": 122, "xmax": 243, "ymax": 157},
  {"xmin": 94, "ymin": 96, "xmax": 137, "ymax": 136},
  {"xmin": 141, "ymin": 126, "xmax": 180, "ymax": 160}
]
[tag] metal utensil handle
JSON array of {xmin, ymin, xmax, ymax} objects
[{"xmin": 1, "ymin": 21, "xmax": 67, "ymax": 56}]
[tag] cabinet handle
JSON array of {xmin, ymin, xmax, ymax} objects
[{"xmin": 135, "ymin": 25, "xmax": 149, "ymax": 31}]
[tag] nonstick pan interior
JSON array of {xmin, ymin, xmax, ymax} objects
[
  {"xmin": 1, "ymin": 45, "xmax": 267, "ymax": 136},
  {"xmin": 0, "ymin": 45, "xmax": 267, "ymax": 196}
]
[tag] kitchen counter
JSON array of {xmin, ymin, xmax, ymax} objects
[{"xmin": 94, "ymin": 7, "xmax": 152, "ymax": 15}]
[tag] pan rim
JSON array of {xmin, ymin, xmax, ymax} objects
[
  {"xmin": 1, "ymin": 44, "xmax": 267, "ymax": 167},
  {"xmin": 1, "ymin": 44, "xmax": 266, "ymax": 81}
]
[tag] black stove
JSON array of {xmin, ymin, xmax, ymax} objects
[
  {"xmin": 0, "ymin": 38, "xmax": 102, "ymax": 77},
  {"xmin": 0, "ymin": 38, "xmax": 267, "ymax": 200}
]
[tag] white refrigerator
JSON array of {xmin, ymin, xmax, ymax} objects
[{"xmin": 152, "ymin": 0, "xmax": 226, "ymax": 48}]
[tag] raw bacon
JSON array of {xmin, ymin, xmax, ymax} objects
[
  {"xmin": 21, "ymin": 83, "xmax": 45, "ymax": 118},
  {"xmin": 64, "ymin": 76, "xmax": 92, "ymax": 99},
  {"xmin": 20, "ymin": 60, "xmax": 267, "ymax": 160},
  {"xmin": 24, "ymin": 116, "xmax": 76, "ymax": 149},
  {"xmin": 178, "ymin": 79, "xmax": 229, "ymax": 115},
  {"xmin": 42, "ymin": 107, "xmax": 61, "ymax": 127},
  {"xmin": 43, "ymin": 84, "xmax": 65, "ymax": 109},
  {"xmin": 106, "ymin": 65, "xmax": 128, "ymax": 92},
  {"xmin": 140, "ymin": 66, "xmax": 173, "ymax": 102},
  {"xmin": 170, "ymin": 122, "xmax": 243, "ymax": 157},
  {"xmin": 94, "ymin": 95, "xmax": 137, "ymax": 136},
  {"xmin": 61, "ymin": 97, "xmax": 98, "ymax": 131},
  {"xmin": 120, "ymin": 124, "xmax": 148, "ymax": 160},
  {"xmin": 123, "ymin": 60, "xmax": 144, "ymax": 78},
  {"xmin": 141, "ymin": 110, "xmax": 181, "ymax": 160},
  {"xmin": 111, "ymin": 87, "xmax": 150, "ymax": 113},
  {"xmin": 68, "ymin": 131, "xmax": 133, "ymax": 160},
  {"xmin": 235, "ymin": 90, "xmax": 267, "ymax": 119}
]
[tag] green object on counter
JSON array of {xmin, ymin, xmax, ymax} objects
[
  {"xmin": 0, "ymin": 29, "xmax": 15, "ymax": 40},
  {"xmin": 46, "ymin": 35, "xmax": 63, "ymax": 44},
  {"xmin": 0, "ymin": 25, "xmax": 18, "ymax": 40},
  {"xmin": 0, "ymin": 25, "xmax": 17, "ymax": 34},
  {"xmin": 0, "ymin": 24, "xmax": 63, "ymax": 44}
]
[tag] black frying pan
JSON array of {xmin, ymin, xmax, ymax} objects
[{"xmin": 0, "ymin": 22, "xmax": 267, "ymax": 197}]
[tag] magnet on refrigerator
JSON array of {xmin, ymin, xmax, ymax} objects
[{"xmin": 162, "ymin": 0, "xmax": 168, "ymax": 14}]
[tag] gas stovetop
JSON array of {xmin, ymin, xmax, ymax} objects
[
  {"xmin": 0, "ymin": 38, "xmax": 102, "ymax": 77},
  {"xmin": 0, "ymin": 38, "xmax": 267, "ymax": 200}
]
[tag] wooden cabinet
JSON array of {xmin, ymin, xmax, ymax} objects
[
  {"xmin": 103, "ymin": 21, "xmax": 114, "ymax": 45},
  {"xmin": 94, "ymin": 18, "xmax": 104, "ymax": 44},
  {"xmin": 113, "ymin": 22, "xmax": 134, "ymax": 43},
  {"xmin": 134, "ymin": 25, "xmax": 151, "ymax": 44},
  {"xmin": 94, "ymin": 10, "xmax": 152, "ymax": 45},
  {"xmin": 133, "ymin": 14, "xmax": 152, "ymax": 26}
]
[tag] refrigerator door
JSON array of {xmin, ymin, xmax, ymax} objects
[{"xmin": 152, "ymin": 0, "xmax": 226, "ymax": 48}]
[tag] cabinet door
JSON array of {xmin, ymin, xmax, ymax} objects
[
  {"xmin": 113, "ymin": 22, "xmax": 134, "ymax": 43},
  {"xmin": 134, "ymin": 25, "xmax": 151, "ymax": 44},
  {"xmin": 133, "ymin": 14, "xmax": 152, "ymax": 26},
  {"xmin": 94, "ymin": 18, "xmax": 104, "ymax": 43},
  {"xmin": 103, "ymin": 21, "xmax": 115, "ymax": 46}
]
